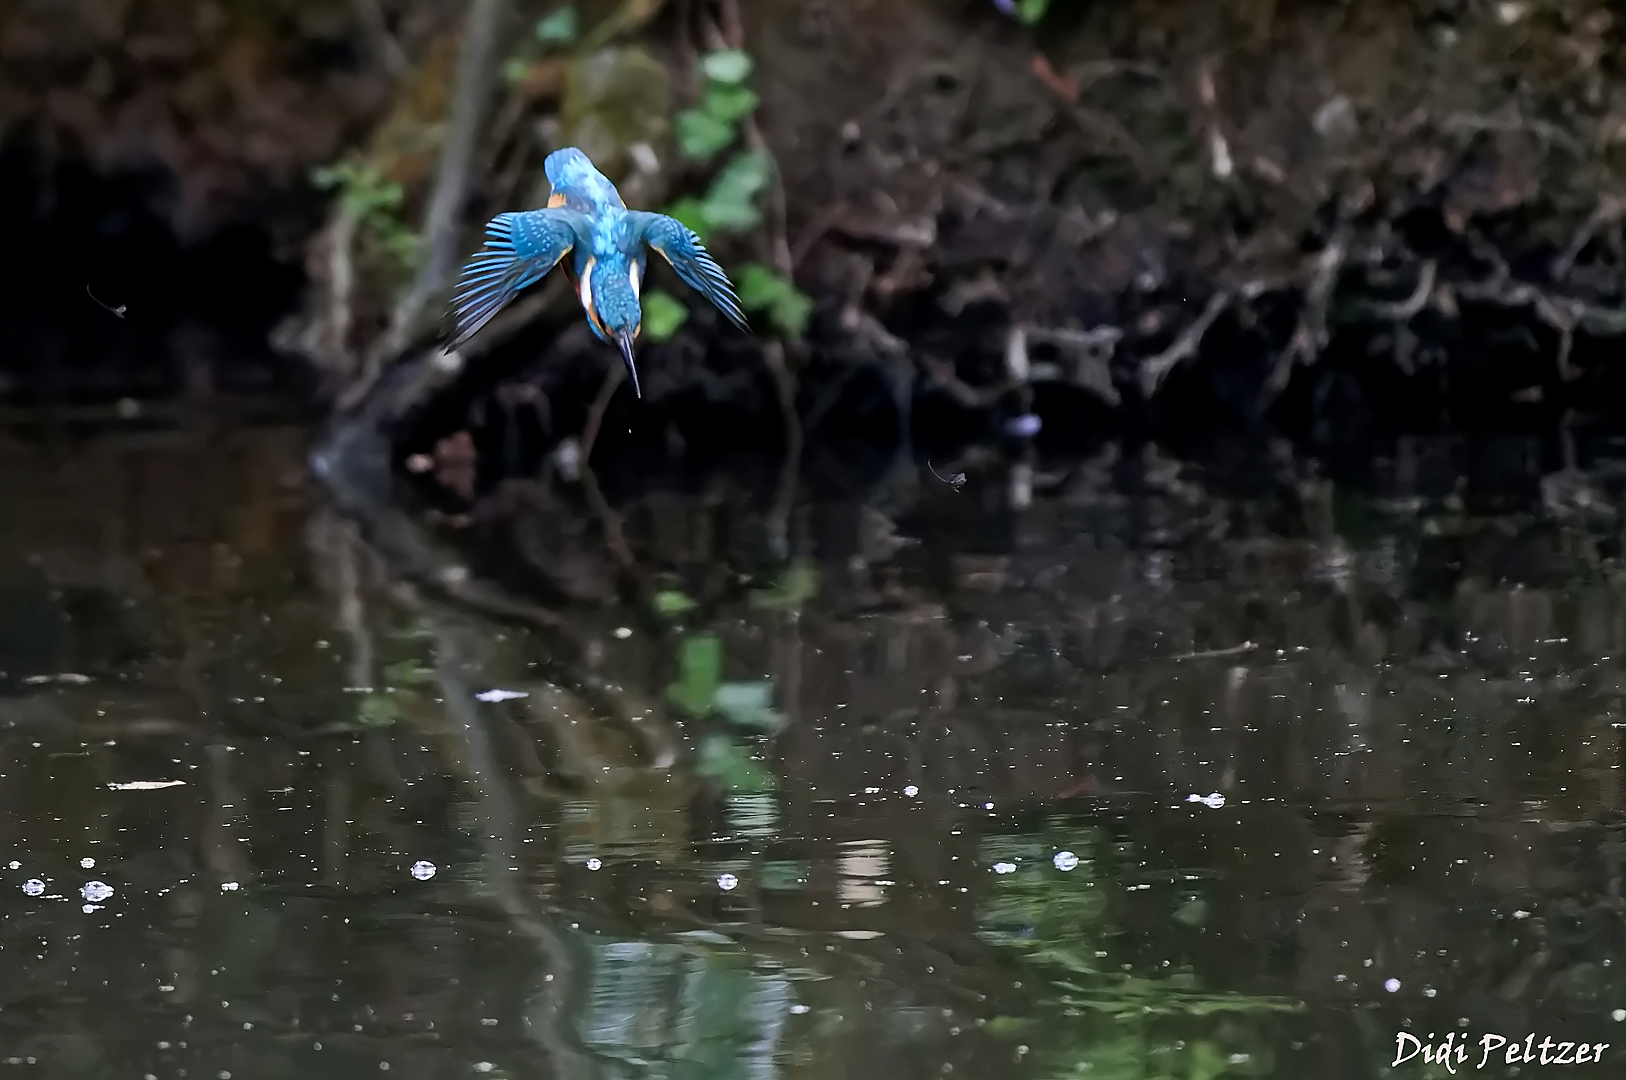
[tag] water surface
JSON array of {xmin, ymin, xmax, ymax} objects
[{"xmin": 3, "ymin": 411, "xmax": 1625, "ymax": 1079}]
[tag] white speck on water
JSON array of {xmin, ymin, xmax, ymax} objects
[
  {"xmin": 1054, "ymin": 851, "xmax": 1080, "ymax": 872},
  {"xmin": 1424, "ymin": 987, "xmax": 1437, "ymax": 998},
  {"xmin": 717, "ymin": 873, "xmax": 739, "ymax": 891},
  {"xmin": 410, "ymin": 861, "xmax": 437, "ymax": 881},
  {"xmin": 22, "ymin": 879, "xmax": 44, "ymax": 896},
  {"xmin": 7, "ymin": 861, "xmax": 17, "ymax": 870},
  {"xmin": 1186, "ymin": 792, "xmax": 1226, "ymax": 809},
  {"xmin": 475, "ymin": 689, "xmax": 528, "ymax": 703},
  {"xmin": 1385, "ymin": 978, "xmax": 1401, "ymax": 992},
  {"xmin": 903, "ymin": 785, "xmax": 919, "ymax": 797},
  {"xmin": 1615, "ymin": 1009, "xmax": 1626, "ymax": 1022},
  {"xmin": 1513, "ymin": 910, "xmax": 1531, "ymax": 919},
  {"xmin": 80, "ymin": 858, "xmax": 95, "ymax": 869},
  {"xmin": 790, "ymin": 1004, "xmax": 810, "ymax": 1014},
  {"xmin": 220, "ymin": 881, "xmax": 240, "ymax": 892},
  {"xmin": 586, "ymin": 858, "xmax": 602, "ymax": 871},
  {"xmin": 613, "ymin": 627, "xmax": 632, "ymax": 639},
  {"xmin": 81, "ymin": 881, "xmax": 113, "ymax": 903},
  {"xmin": 993, "ymin": 862, "xmax": 1017, "ymax": 875},
  {"xmin": 474, "ymin": 1065, "xmax": 495, "ymax": 1074},
  {"xmin": 109, "ymin": 780, "xmax": 186, "ymax": 791}
]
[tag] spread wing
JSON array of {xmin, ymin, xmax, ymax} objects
[
  {"xmin": 450, "ymin": 209, "xmax": 586, "ymax": 345},
  {"xmin": 626, "ymin": 212, "xmax": 749, "ymax": 332}
]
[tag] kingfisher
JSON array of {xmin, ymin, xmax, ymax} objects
[{"xmin": 448, "ymin": 147, "xmax": 749, "ymax": 397}]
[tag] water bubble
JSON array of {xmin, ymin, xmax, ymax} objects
[
  {"xmin": 717, "ymin": 873, "xmax": 739, "ymax": 891},
  {"xmin": 1385, "ymin": 978, "xmax": 1401, "ymax": 993},
  {"xmin": 1186, "ymin": 792, "xmax": 1226, "ymax": 809},
  {"xmin": 993, "ymin": 862, "xmax": 1018, "ymax": 875},
  {"xmin": 81, "ymin": 881, "xmax": 113, "ymax": 903},
  {"xmin": 790, "ymin": 1004, "xmax": 810, "ymax": 1014},
  {"xmin": 1053, "ymin": 851, "xmax": 1080, "ymax": 872},
  {"xmin": 7, "ymin": 861, "xmax": 17, "ymax": 870},
  {"xmin": 903, "ymin": 785, "xmax": 919, "ymax": 797},
  {"xmin": 410, "ymin": 861, "xmax": 437, "ymax": 881},
  {"xmin": 586, "ymin": 858, "xmax": 602, "ymax": 871},
  {"xmin": 80, "ymin": 858, "xmax": 95, "ymax": 869},
  {"xmin": 22, "ymin": 879, "xmax": 44, "ymax": 896},
  {"xmin": 220, "ymin": 882, "xmax": 240, "ymax": 892},
  {"xmin": 1614, "ymin": 1009, "xmax": 1626, "ymax": 1022}
]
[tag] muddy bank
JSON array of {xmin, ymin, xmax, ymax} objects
[{"xmin": 8, "ymin": 0, "xmax": 1626, "ymax": 440}]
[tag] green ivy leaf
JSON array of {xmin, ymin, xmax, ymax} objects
[
  {"xmin": 702, "ymin": 84, "xmax": 760, "ymax": 124},
  {"xmin": 696, "ymin": 148, "xmax": 773, "ymax": 235},
  {"xmin": 666, "ymin": 632, "xmax": 722, "ymax": 716},
  {"xmin": 534, "ymin": 5, "xmax": 579, "ymax": 46},
  {"xmin": 695, "ymin": 733, "xmax": 778, "ymax": 794},
  {"xmin": 652, "ymin": 584, "xmax": 697, "ymax": 615},
  {"xmin": 674, "ymin": 109, "xmax": 736, "ymax": 163},
  {"xmin": 735, "ymin": 263, "xmax": 811, "ymax": 340},
  {"xmin": 700, "ymin": 48, "xmax": 754, "ymax": 85},
  {"xmin": 735, "ymin": 262, "xmax": 786, "ymax": 308},
  {"xmin": 770, "ymin": 287, "xmax": 813, "ymax": 339}
]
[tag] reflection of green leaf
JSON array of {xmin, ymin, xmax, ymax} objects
[
  {"xmin": 534, "ymin": 5, "xmax": 578, "ymax": 45},
  {"xmin": 700, "ymin": 48, "xmax": 754, "ymax": 84},
  {"xmin": 652, "ymin": 585, "xmax": 697, "ymax": 615},
  {"xmin": 675, "ymin": 109, "xmax": 737, "ymax": 163},
  {"xmin": 714, "ymin": 681, "xmax": 786, "ymax": 733},
  {"xmin": 637, "ymin": 291, "xmax": 689, "ymax": 346},
  {"xmin": 383, "ymin": 658, "xmax": 432, "ymax": 687},
  {"xmin": 703, "ymin": 83, "xmax": 759, "ymax": 124},
  {"xmin": 749, "ymin": 559, "xmax": 820, "ymax": 610},
  {"xmin": 666, "ymin": 633, "xmax": 722, "ymax": 716},
  {"xmin": 1173, "ymin": 897, "xmax": 1208, "ymax": 928},
  {"xmin": 357, "ymin": 692, "xmax": 399, "ymax": 728},
  {"xmin": 695, "ymin": 733, "xmax": 778, "ymax": 793},
  {"xmin": 1016, "ymin": 0, "xmax": 1051, "ymax": 25},
  {"xmin": 760, "ymin": 860, "xmax": 809, "ymax": 891}
]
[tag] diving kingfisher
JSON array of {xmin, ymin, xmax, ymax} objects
[{"xmin": 448, "ymin": 147, "xmax": 750, "ymax": 398}]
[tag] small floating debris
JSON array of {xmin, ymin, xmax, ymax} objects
[
  {"xmin": 475, "ymin": 689, "xmax": 529, "ymax": 703},
  {"xmin": 993, "ymin": 862, "xmax": 1018, "ymax": 875},
  {"xmin": 586, "ymin": 858, "xmax": 602, "ymax": 871},
  {"xmin": 81, "ymin": 881, "xmax": 113, "ymax": 903},
  {"xmin": 220, "ymin": 881, "xmax": 241, "ymax": 892},
  {"xmin": 21, "ymin": 673, "xmax": 92, "ymax": 686},
  {"xmin": 80, "ymin": 858, "xmax": 95, "ymax": 869},
  {"xmin": 1186, "ymin": 792, "xmax": 1226, "ymax": 809},
  {"xmin": 108, "ymin": 780, "xmax": 186, "ymax": 791},
  {"xmin": 410, "ymin": 861, "xmax": 437, "ymax": 881},
  {"xmin": 1053, "ymin": 851, "xmax": 1080, "ymax": 872},
  {"xmin": 1385, "ymin": 978, "xmax": 1401, "ymax": 992},
  {"xmin": 22, "ymin": 879, "xmax": 44, "ymax": 896},
  {"xmin": 717, "ymin": 873, "xmax": 739, "ymax": 891}
]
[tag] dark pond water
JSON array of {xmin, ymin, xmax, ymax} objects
[{"xmin": 4, "ymin": 404, "xmax": 1626, "ymax": 1080}]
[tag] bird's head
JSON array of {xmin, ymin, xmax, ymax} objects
[{"xmin": 579, "ymin": 252, "xmax": 647, "ymax": 398}]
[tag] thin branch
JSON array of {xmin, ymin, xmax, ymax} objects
[
  {"xmin": 1139, "ymin": 292, "xmax": 1231, "ymax": 398},
  {"xmin": 374, "ymin": 0, "xmax": 511, "ymax": 367}
]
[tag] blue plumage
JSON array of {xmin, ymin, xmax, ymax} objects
[{"xmin": 449, "ymin": 147, "xmax": 751, "ymax": 398}]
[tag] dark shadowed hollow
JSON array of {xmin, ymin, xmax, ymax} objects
[{"xmin": 7, "ymin": 2, "xmax": 1626, "ymax": 1079}]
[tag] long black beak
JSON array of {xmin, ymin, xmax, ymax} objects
[{"xmin": 616, "ymin": 330, "xmax": 642, "ymax": 399}]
